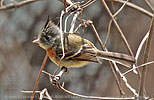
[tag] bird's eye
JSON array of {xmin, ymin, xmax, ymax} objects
[{"xmin": 44, "ymin": 35, "xmax": 51, "ymax": 41}]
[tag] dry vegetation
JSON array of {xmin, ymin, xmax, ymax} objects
[{"xmin": 0, "ymin": 0, "xmax": 154, "ymax": 100}]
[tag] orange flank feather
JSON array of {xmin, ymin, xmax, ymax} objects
[{"xmin": 46, "ymin": 47, "xmax": 59, "ymax": 65}]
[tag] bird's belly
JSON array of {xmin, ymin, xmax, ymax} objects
[
  {"xmin": 61, "ymin": 60, "xmax": 90, "ymax": 68},
  {"xmin": 47, "ymin": 48, "xmax": 89, "ymax": 68},
  {"xmin": 49, "ymin": 56, "xmax": 90, "ymax": 68}
]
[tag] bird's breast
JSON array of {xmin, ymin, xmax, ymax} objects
[{"xmin": 46, "ymin": 47, "xmax": 59, "ymax": 66}]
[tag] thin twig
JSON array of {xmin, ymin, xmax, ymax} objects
[
  {"xmin": 108, "ymin": 60, "xmax": 125, "ymax": 95},
  {"xmin": 44, "ymin": 71, "xmax": 137, "ymax": 100},
  {"xmin": 21, "ymin": 90, "xmax": 41, "ymax": 93},
  {"xmin": 109, "ymin": 0, "xmax": 139, "ymax": 75},
  {"xmin": 59, "ymin": 1, "xmax": 82, "ymax": 61},
  {"xmin": 41, "ymin": 71, "xmax": 138, "ymax": 100},
  {"xmin": 59, "ymin": 10, "xmax": 65, "ymax": 61},
  {"xmin": 64, "ymin": 12, "xmax": 73, "ymax": 32},
  {"xmin": 101, "ymin": 0, "xmax": 134, "ymax": 57},
  {"xmin": 39, "ymin": 88, "xmax": 53, "ymax": 100},
  {"xmin": 22, "ymin": 88, "xmax": 53, "ymax": 100},
  {"xmin": 113, "ymin": 0, "xmax": 141, "ymax": 75},
  {"xmin": 113, "ymin": 0, "xmax": 129, "ymax": 17},
  {"xmin": 123, "ymin": 61, "xmax": 154, "ymax": 76},
  {"xmin": 74, "ymin": 23, "xmax": 82, "ymax": 33},
  {"xmin": 133, "ymin": 28, "xmax": 150, "ymax": 73},
  {"xmin": 102, "ymin": 3, "xmax": 142, "ymax": 87},
  {"xmin": 30, "ymin": 54, "xmax": 48, "ymax": 100},
  {"xmin": 57, "ymin": 83, "xmax": 137, "ymax": 100},
  {"xmin": 104, "ymin": 19, "xmax": 112, "ymax": 47},
  {"xmin": 80, "ymin": 0, "xmax": 96, "ymax": 9},
  {"xmin": 144, "ymin": 0, "xmax": 154, "ymax": 13},
  {"xmin": 89, "ymin": 21, "xmax": 105, "ymax": 50},
  {"xmin": 64, "ymin": 0, "xmax": 66, "ymax": 12},
  {"xmin": 69, "ymin": 11, "xmax": 80, "ymax": 33},
  {"xmin": 106, "ymin": 0, "xmax": 153, "ymax": 18},
  {"xmin": 111, "ymin": 1, "xmax": 116, "ymax": 13},
  {"xmin": 65, "ymin": 0, "xmax": 96, "ymax": 33},
  {"xmin": 58, "ymin": 0, "xmax": 74, "ymax": 6},
  {"xmin": 112, "ymin": 62, "xmax": 138, "ymax": 96},
  {"xmin": 0, "ymin": 0, "xmax": 43, "ymax": 11},
  {"xmin": 63, "ymin": 2, "xmax": 81, "ymax": 33},
  {"xmin": 0, "ymin": 0, "xmax": 4, "ymax": 6},
  {"xmin": 89, "ymin": 21, "xmax": 125, "ymax": 95},
  {"xmin": 138, "ymin": 17, "xmax": 154, "ymax": 100},
  {"xmin": 89, "ymin": 15, "xmax": 135, "ymax": 93}
]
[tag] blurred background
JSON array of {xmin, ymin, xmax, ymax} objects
[{"xmin": 0, "ymin": 0, "xmax": 154, "ymax": 100}]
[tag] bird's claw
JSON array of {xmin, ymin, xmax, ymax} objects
[{"xmin": 50, "ymin": 75, "xmax": 61, "ymax": 85}]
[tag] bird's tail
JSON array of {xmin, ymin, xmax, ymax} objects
[{"xmin": 96, "ymin": 50, "xmax": 136, "ymax": 68}]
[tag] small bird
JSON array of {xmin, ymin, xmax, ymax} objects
[{"xmin": 33, "ymin": 18, "xmax": 135, "ymax": 68}]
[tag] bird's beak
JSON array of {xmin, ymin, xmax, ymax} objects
[{"xmin": 32, "ymin": 38, "xmax": 40, "ymax": 43}]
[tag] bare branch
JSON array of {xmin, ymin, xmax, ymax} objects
[
  {"xmin": 57, "ymin": 83, "xmax": 137, "ymax": 100},
  {"xmin": 139, "ymin": 17, "xmax": 154, "ymax": 100},
  {"xmin": 133, "ymin": 28, "xmax": 150, "ymax": 73},
  {"xmin": 104, "ymin": 19, "xmax": 112, "ymax": 47},
  {"xmin": 101, "ymin": 0, "xmax": 134, "ymax": 56},
  {"xmin": 30, "ymin": 54, "xmax": 48, "ymax": 100},
  {"xmin": 0, "ymin": 0, "xmax": 44, "ymax": 11},
  {"xmin": 88, "ymin": 21, "xmax": 125, "ymax": 95},
  {"xmin": 69, "ymin": 11, "xmax": 80, "ymax": 33},
  {"xmin": 112, "ymin": 62, "xmax": 138, "ymax": 96},
  {"xmin": 59, "ymin": 10, "xmax": 66, "ymax": 61},
  {"xmin": 80, "ymin": 0, "xmax": 96, "ymax": 9},
  {"xmin": 123, "ymin": 61, "xmax": 154, "ymax": 76},
  {"xmin": 113, "ymin": 0, "xmax": 129, "ymax": 17},
  {"xmin": 44, "ymin": 70, "xmax": 137, "ymax": 100},
  {"xmin": 106, "ymin": 0, "xmax": 153, "ymax": 18},
  {"xmin": 22, "ymin": 88, "xmax": 53, "ymax": 100},
  {"xmin": 89, "ymin": 20, "xmax": 105, "ymax": 50},
  {"xmin": 0, "ymin": 0, "xmax": 4, "ymax": 6},
  {"xmin": 108, "ymin": 61, "xmax": 125, "ymax": 95},
  {"xmin": 144, "ymin": 0, "xmax": 154, "ymax": 12},
  {"xmin": 39, "ymin": 88, "xmax": 53, "ymax": 100},
  {"xmin": 58, "ymin": 0, "xmax": 74, "ymax": 6}
]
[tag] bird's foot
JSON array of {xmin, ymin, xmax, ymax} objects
[
  {"xmin": 50, "ymin": 67, "xmax": 68, "ymax": 85},
  {"xmin": 50, "ymin": 75, "xmax": 60, "ymax": 85}
]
